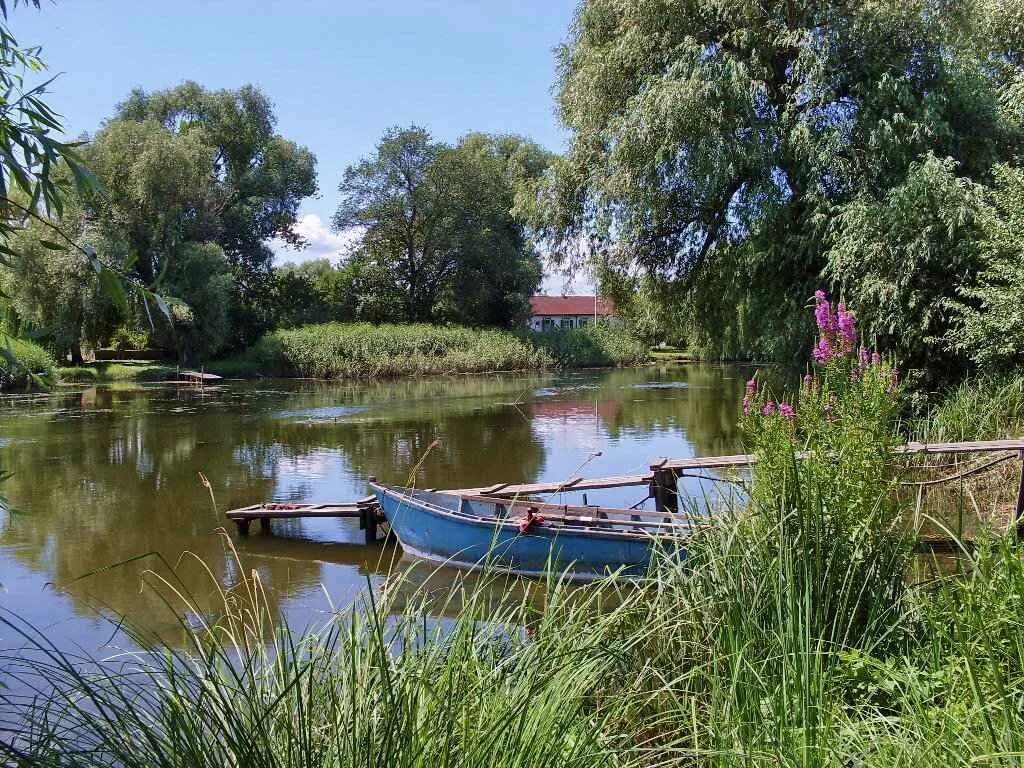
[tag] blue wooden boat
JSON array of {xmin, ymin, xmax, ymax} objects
[{"xmin": 371, "ymin": 484, "xmax": 689, "ymax": 579}]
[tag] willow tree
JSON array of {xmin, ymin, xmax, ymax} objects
[{"xmin": 524, "ymin": 0, "xmax": 1024, "ymax": 370}]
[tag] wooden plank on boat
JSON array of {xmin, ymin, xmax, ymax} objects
[{"xmin": 453, "ymin": 472, "xmax": 651, "ymax": 497}]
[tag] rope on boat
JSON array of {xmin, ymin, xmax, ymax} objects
[{"xmin": 898, "ymin": 452, "xmax": 1016, "ymax": 487}]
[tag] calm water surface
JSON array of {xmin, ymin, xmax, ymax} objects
[{"xmin": 0, "ymin": 364, "xmax": 745, "ymax": 648}]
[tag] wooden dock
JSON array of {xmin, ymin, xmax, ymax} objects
[
  {"xmin": 224, "ymin": 438, "xmax": 1024, "ymax": 543},
  {"xmin": 226, "ymin": 496, "xmax": 383, "ymax": 542}
]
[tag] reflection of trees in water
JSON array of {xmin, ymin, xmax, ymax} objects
[
  {"xmin": 0, "ymin": 387, "xmax": 305, "ymax": 641},
  {"xmin": 329, "ymin": 405, "xmax": 545, "ymax": 491},
  {"xmin": 531, "ymin": 365, "xmax": 746, "ymax": 457}
]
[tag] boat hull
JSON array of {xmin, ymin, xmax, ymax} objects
[{"xmin": 373, "ymin": 485, "xmax": 662, "ymax": 579}]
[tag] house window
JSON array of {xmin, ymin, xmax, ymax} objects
[
  {"xmin": 561, "ymin": 317, "xmax": 574, "ymax": 329},
  {"xmin": 577, "ymin": 316, "xmax": 589, "ymax": 327},
  {"xmin": 542, "ymin": 317, "xmax": 554, "ymax": 331}
]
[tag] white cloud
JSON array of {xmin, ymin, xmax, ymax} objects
[{"xmin": 272, "ymin": 213, "xmax": 363, "ymax": 264}]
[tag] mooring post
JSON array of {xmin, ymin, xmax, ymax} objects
[
  {"xmin": 649, "ymin": 459, "xmax": 679, "ymax": 514},
  {"xmin": 1015, "ymin": 450, "xmax": 1024, "ymax": 541},
  {"xmin": 362, "ymin": 503, "xmax": 379, "ymax": 544}
]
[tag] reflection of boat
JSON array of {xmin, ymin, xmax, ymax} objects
[{"xmin": 371, "ymin": 484, "xmax": 688, "ymax": 579}]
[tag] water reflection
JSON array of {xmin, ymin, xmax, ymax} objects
[{"xmin": 0, "ymin": 364, "xmax": 745, "ymax": 647}]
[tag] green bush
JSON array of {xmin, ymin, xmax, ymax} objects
[
  {"xmin": 0, "ymin": 335, "xmax": 56, "ymax": 389},
  {"xmin": 527, "ymin": 324, "xmax": 648, "ymax": 367},
  {"xmin": 252, "ymin": 323, "xmax": 553, "ymax": 379},
  {"xmin": 109, "ymin": 325, "xmax": 150, "ymax": 352}
]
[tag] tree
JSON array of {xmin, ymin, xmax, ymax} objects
[
  {"xmin": 524, "ymin": 0, "xmax": 1024, "ymax": 368},
  {"xmin": 114, "ymin": 82, "xmax": 318, "ymax": 345},
  {"xmin": 948, "ymin": 165, "xmax": 1024, "ymax": 369},
  {"xmin": 334, "ymin": 127, "xmax": 548, "ymax": 326}
]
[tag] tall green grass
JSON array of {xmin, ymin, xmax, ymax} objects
[
  {"xmin": 244, "ymin": 322, "xmax": 647, "ymax": 380},
  {"xmin": 917, "ymin": 374, "xmax": 1024, "ymax": 442},
  {"xmin": 527, "ymin": 325, "xmax": 649, "ymax": 368},
  {"xmin": 252, "ymin": 323, "xmax": 552, "ymax": 378}
]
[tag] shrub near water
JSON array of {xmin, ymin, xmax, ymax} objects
[
  {"xmin": 0, "ymin": 336, "xmax": 56, "ymax": 390},
  {"xmin": 253, "ymin": 323, "xmax": 552, "ymax": 378},
  {"xmin": 527, "ymin": 325, "xmax": 648, "ymax": 367},
  {"xmin": 249, "ymin": 322, "xmax": 647, "ymax": 379}
]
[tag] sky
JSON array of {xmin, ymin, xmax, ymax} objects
[{"xmin": 10, "ymin": 0, "xmax": 591, "ymax": 293}]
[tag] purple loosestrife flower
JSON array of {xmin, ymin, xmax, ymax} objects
[
  {"xmin": 742, "ymin": 378, "xmax": 756, "ymax": 415},
  {"xmin": 778, "ymin": 402, "xmax": 795, "ymax": 421},
  {"xmin": 836, "ymin": 303, "xmax": 856, "ymax": 353},
  {"xmin": 814, "ymin": 293, "xmax": 831, "ymax": 331},
  {"xmin": 871, "ymin": 351, "xmax": 881, "ymax": 366},
  {"xmin": 813, "ymin": 337, "xmax": 832, "ymax": 363},
  {"xmin": 762, "ymin": 401, "xmax": 777, "ymax": 417}
]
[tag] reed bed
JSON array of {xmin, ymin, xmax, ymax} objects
[
  {"xmin": 251, "ymin": 323, "xmax": 552, "ymax": 379},
  {"xmin": 244, "ymin": 322, "xmax": 647, "ymax": 379}
]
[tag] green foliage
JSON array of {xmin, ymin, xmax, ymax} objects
[
  {"xmin": 108, "ymin": 325, "xmax": 149, "ymax": 351},
  {"xmin": 827, "ymin": 155, "xmax": 991, "ymax": 375},
  {"xmin": 947, "ymin": 165, "xmax": 1024, "ymax": 370},
  {"xmin": 55, "ymin": 361, "xmax": 174, "ymax": 384},
  {"xmin": 252, "ymin": 322, "xmax": 552, "ymax": 378},
  {"xmin": 917, "ymin": 374, "xmax": 1024, "ymax": 443},
  {"xmin": 334, "ymin": 127, "xmax": 549, "ymax": 326},
  {"xmin": 524, "ymin": 0, "xmax": 1024, "ymax": 370},
  {"xmin": 269, "ymin": 258, "xmax": 357, "ymax": 328},
  {"xmin": 0, "ymin": 334, "xmax": 55, "ymax": 389},
  {"xmin": 154, "ymin": 242, "xmax": 234, "ymax": 361},
  {"xmin": 528, "ymin": 325, "xmax": 648, "ymax": 367}
]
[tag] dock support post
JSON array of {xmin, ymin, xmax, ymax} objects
[
  {"xmin": 1015, "ymin": 450, "xmax": 1024, "ymax": 541},
  {"xmin": 650, "ymin": 460, "xmax": 678, "ymax": 514},
  {"xmin": 236, "ymin": 519, "xmax": 251, "ymax": 537},
  {"xmin": 259, "ymin": 517, "xmax": 272, "ymax": 535},
  {"xmin": 362, "ymin": 504, "xmax": 378, "ymax": 544}
]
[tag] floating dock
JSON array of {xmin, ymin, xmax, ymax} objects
[{"xmin": 225, "ymin": 439, "xmax": 1024, "ymax": 544}]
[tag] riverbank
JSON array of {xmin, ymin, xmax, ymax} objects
[{"xmin": 10, "ymin": 323, "xmax": 650, "ymax": 389}]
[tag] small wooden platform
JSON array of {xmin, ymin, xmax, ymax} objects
[{"xmin": 226, "ymin": 496, "xmax": 383, "ymax": 542}]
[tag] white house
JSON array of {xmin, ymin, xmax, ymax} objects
[{"xmin": 527, "ymin": 295, "xmax": 619, "ymax": 331}]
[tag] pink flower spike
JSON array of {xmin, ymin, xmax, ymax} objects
[
  {"xmin": 778, "ymin": 402, "xmax": 795, "ymax": 421},
  {"xmin": 814, "ymin": 296, "xmax": 831, "ymax": 331},
  {"xmin": 871, "ymin": 351, "xmax": 881, "ymax": 366},
  {"xmin": 836, "ymin": 303, "xmax": 856, "ymax": 353},
  {"xmin": 761, "ymin": 401, "xmax": 777, "ymax": 417},
  {"xmin": 813, "ymin": 337, "xmax": 832, "ymax": 363}
]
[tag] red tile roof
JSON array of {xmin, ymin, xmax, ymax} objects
[{"xmin": 530, "ymin": 295, "xmax": 616, "ymax": 316}]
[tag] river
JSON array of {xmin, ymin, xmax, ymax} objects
[{"xmin": 0, "ymin": 363, "xmax": 746, "ymax": 649}]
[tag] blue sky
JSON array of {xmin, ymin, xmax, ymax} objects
[{"xmin": 11, "ymin": 0, "xmax": 589, "ymax": 291}]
